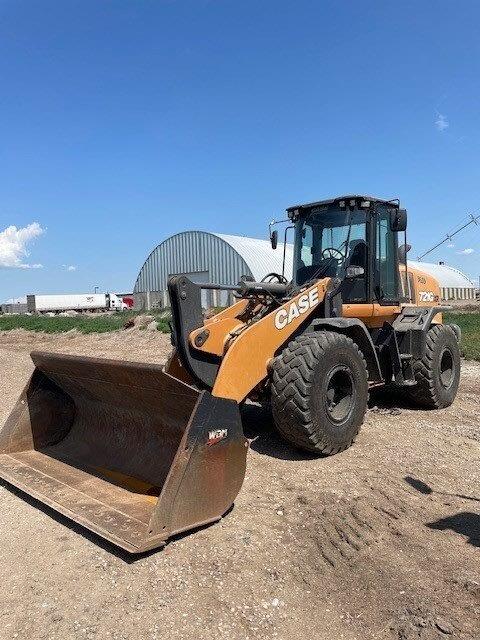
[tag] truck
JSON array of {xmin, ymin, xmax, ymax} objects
[{"xmin": 26, "ymin": 293, "xmax": 128, "ymax": 314}]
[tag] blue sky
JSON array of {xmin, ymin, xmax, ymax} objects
[{"xmin": 1, "ymin": 0, "xmax": 479, "ymax": 301}]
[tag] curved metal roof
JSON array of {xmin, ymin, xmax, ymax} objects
[
  {"xmin": 133, "ymin": 230, "xmax": 294, "ymax": 293},
  {"xmin": 409, "ymin": 260, "xmax": 475, "ymax": 289},
  {"xmin": 215, "ymin": 233, "xmax": 293, "ymax": 282}
]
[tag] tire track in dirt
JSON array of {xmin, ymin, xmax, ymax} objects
[{"xmin": 280, "ymin": 469, "xmax": 479, "ymax": 638}]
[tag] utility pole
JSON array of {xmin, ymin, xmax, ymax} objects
[{"xmin": 94, "ymin": 286, "xmax": 99, "ymax": 294}]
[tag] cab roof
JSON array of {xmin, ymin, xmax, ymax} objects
[{"xmin": 286, "ymin": 195, "xmax": 399, "ymax": 215}]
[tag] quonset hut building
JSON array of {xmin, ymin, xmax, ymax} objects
[
  {"xmin": 133, "ymin": 231, "xmax": 294, "ymax": 309},
  {"xmin": 408, "ymin": 260, "xmax": 476, "ymax": 301},
  {"xmin": 133, "ymin": 230, "xmax": 476, "ymax": 310}
]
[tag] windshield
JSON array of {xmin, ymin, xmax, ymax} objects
[{"xmin": 294, "ymin": 208, "xmax": 367, "ymax": 285}]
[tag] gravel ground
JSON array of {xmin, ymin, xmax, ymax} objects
[{"xmin": 0, "ymin": 329, "xmax": 479, "ymax": 640}]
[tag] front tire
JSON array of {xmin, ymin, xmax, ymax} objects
[
  {"xmin": 271, "ymin": 332, "xmax": 369, "ymax": 454},
  {"xmin": 406, "ymin": 324, "xmax": 461, "ymax": 409}
]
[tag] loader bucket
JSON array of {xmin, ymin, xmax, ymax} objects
[{"xmin": 0, "ymin": 352, "xmax": 248, "ymax": 553}]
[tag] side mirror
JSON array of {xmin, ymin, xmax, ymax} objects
[
  {"xmin": 345, "ymin": 265, "xmax": 365, "ymax": 279},
  {"xmin": 390, "ymin": 208, "xmax": 407, "ymax": 232},
  {"xmin": 398, "ymin": 243, "xmax": 412, "ymax": 263},
  {"xmin": 270, "ymin": 229, "xmax": 278, "ymax": 250}
]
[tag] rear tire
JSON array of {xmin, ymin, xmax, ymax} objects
[
  {"xmin": 271, "ymin": 332, "xmax": 368, "ymax": 454},
  {"xmin": 405, "ymin": 324, "xmax": 460, "ymax": 409}
]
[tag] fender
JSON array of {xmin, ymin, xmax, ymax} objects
[
  {"xmin": 392, "ymin": 305, "xmax": 452, "ymax": 359},
  {"xmin": 308, "ymin": 317, "xmax": 383, "ymax": 383}
]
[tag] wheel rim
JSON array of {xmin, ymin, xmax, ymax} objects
[
  {"xmin": 439, "ymin": 348, "xmax": 454, "ymax": 389},
  {"xmin": 324, "ymin": 366, "xmax": 356, "ymax": 424}
]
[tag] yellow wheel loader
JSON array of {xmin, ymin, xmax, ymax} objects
[{"xmin": 0, "ymin": 196, "xmax": 461, "ymax": 553}]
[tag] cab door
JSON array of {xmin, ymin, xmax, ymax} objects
[
  {"xmin": 371, "ymin": 205, "xmax": 402, "ymax": 325},
  {"xmin": 374, "ymin": 207, "xmax": 400, "ymax": 301}
]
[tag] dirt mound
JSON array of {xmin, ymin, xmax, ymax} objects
[
  {"xmin": 0, "ymin": 328, "xmax": 172, "ymax": 362},
  {"xmin": 123, "ymin": 314, "xmax": 157, "ymax": 330}
]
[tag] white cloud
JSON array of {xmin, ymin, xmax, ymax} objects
[
  {"xmin": 0, "ymin": 222, "xmax": 45, "ymax": 269},
  {"xmin": 435, "ymin": 113, "xmax": 449, "ymax": 132},
  {"xmin": 62, "ymin": 264, "xmax": 77, "ymax": 272},
  {"xmin": 457, "ymin": 248, "xmax": 474, "ymax": 255},
  {"xmin": 447, "ymin": 243, "xmax": 455, "ymax": 248}
]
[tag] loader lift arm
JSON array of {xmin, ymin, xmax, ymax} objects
[{"xmin": 168, "ymin": 274, "xmax": 291, "ymax": 390}]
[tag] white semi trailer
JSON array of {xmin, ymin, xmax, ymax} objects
[{"xmin": 26, "ymin": 293, "xmax": 127, "ymax": 314}]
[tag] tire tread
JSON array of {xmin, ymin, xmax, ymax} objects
[
  {"xmin": 271, "ymin": 332, "xmax": 368, "ymax": 454},
  {"xmin": 406, "ymin": 324, "xmax": 459, "ymax": 408}
]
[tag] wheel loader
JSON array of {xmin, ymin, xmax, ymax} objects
[{"xmin": 0, "ymin": 195, "xmax": 461, "ymax": 553}]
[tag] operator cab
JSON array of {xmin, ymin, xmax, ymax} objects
[{"xmin": 286, "ymin": 196, "xmax": 408, "ymax": 305}]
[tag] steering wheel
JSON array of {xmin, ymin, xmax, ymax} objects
[
  {"xmin": 321, "ymin": 247, "xmax": 345, "ymax": 264},
  {"xmin": 261, "ymin": 272, "xmax": 288, "ymax": 284}
]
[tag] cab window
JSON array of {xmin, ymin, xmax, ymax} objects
[{"xmin": 375, "ymin": 208, "xmax": 398, "ymax": 302}]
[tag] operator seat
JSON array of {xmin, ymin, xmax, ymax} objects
[{"xmin": 347, "ymin": 239, "xmax": 367, "ymax": 269}]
